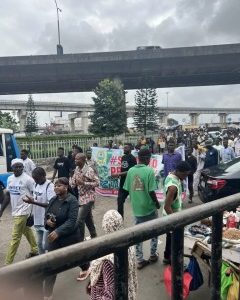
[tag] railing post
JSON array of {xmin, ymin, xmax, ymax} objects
[
  {"xmin": 171, "ymin": 227, "xmax": 184, "ymax": 300},
  {"xmin": 211, "ymin": 212, "xmax": 223, "ymax": 300},
  {"xmin": 114, "ymin": 247, "xmax": 128, "ymax": 300}
]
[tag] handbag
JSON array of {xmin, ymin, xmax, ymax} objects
[
  {"xmin": 26, "ymin": 204, "xmax": 34, "ymax": 227},
  {"xmin": 26, "ymin": 214, "xmax": 34, "ymax": 227}
]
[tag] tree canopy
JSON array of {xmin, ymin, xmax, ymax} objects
[
  {"xmin": 134, "ymin": 88, "xmax": 159, "ymax": 135},
  {"xmin": 89, "ymin": 79, "xmax": 127, "ymax": 137},
  {"xmin": 25, "ymin": 94, "xmax": 38, "ymax": 134}
]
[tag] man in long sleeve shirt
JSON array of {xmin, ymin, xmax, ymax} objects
[
  {"xmin": 71, "ymin": 153, "xmax": 100, "ymax": 242},
  {"xmin": 162, "ymin": 141, "xmax": 182, "ymax": 178}
]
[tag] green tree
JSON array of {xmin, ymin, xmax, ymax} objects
[
  {"xmin": 134, "ymin": 88, "xmax": 159, "ymax": 135},
  {"xmin": 25, "ymin": 94, "xmax": 38, "ymax": 134},
  {"xmin": 89, "ymin": 79, "xmax": 127, "ymax": 136},
  {"xmin": 0, "ymin": 111, "xmax": 19, "ymax": 132}
]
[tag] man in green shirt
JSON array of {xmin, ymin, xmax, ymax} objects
[
  {"xmin": 124, "ymin": 148, "xmax": 160, "ymax": 269},
  {"xmin": 163, "ymin": 161, "xmax": 191, "ymax": 265}
]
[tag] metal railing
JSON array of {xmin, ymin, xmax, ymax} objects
[
  {"xmin": 1, "ymin": 193, "xmax": 240, "ymax": 300},
  {"xmin": 17, "ymin": 134, "xmax": 160, "ymax": 161}
]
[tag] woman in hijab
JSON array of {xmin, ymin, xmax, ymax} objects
[{"xmin": 87, "ymin": 210, "xmax": 138, "ymax": 300}]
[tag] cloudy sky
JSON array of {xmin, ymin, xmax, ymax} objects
[{"xmin": 0, "ymin": 0, "xmax": 240, "ymax": 125}]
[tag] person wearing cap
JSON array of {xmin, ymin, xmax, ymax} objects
[
  {"xmin": 204, "ymin": 138, "xmax": 219, "ymax": 169},
  {"xmin": 0, "ymin": 158, "xmax": 38, "ymax": 264}
]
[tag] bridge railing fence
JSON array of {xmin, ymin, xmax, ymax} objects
[{"xmin": 1, "ymin": 193, "xmax": 240, "ymax": 300}]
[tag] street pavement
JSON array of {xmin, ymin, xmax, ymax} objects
[{"xmin": 0, "ymin": 195, "xmax": 211, "ymax": 300}]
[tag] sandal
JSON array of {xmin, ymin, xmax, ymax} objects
[
  {"xmin": 77, "ymin": 270, "xmax": 90, "ymax": 281},
  {"xmin": 149, "ymin": 253, "xmax": 159, "ymax": 263},
  {"xmin": 137, "ymin": 259, "xmax": 149, "ymax": 270}
]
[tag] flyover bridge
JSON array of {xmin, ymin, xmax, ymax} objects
[
  {"xmin": 1, "ymin": 43, "xmax": 240, "ymax": 94},
  {"xmin": 0, "ymin": 100, "xmax": 238, "ymax": 132}
]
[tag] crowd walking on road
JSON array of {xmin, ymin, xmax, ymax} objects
[{"xmin": 0, "ymin": 126, "xmax": 239, "ymax": 299}]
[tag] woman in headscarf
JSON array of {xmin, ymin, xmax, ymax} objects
[{"xmin": 87, "ymin": 210, "xmax": 137, "ymax": 300}]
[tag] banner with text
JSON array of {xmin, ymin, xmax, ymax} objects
[{"xmin": 92, "ymin": 146, "xmax": 186, "ymax": 201}]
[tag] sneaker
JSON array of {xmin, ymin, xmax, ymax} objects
[
  {"xmin": 25, "ymin": 252, "xmax": 39, "ymax": 259},
  {"xmin": 162, "ymin": 258, "xmax": 171, "ymax": 265},
  {"xmin": 137, "ymin": 259, "xmax": 150, "ymax": 270},
  {"xmin": 149, "ymin": 253, "xmax": 159, "ymax": 263}
]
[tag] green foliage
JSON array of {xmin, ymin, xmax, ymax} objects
[
  {"xmin": 167, "ymin": 118, "xmax": 179, "ymax": 126},
  {"xmin": 16, "ymin": 134, "xmax": 93, "ymax": 142},
  {"xmin": 0, "ymin": 111, "xmax": 19, "ymax": 132},
  {"xmin": 134, "ymin": 88, "xmax": 159, "ymax": 135},
  {"xmin": 89, "ymin": 79, "xmax": 127, "ymax": 137},
  {"xmin": 25, "ymin": 94, "xmax": 38, "ymax": 134}
]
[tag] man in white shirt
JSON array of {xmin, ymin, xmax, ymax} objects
[
  {"xmin": 220, "ymin": 138, "xmax": 235, "ymax": 163},
  {"xmin": 24, "ymin": 167, "xmax": 56, "ymax": 254},
  {"xmin": 234, "ymin": 134, "xmax": 240, "ymax": 157},
  {"xmin": 0, "ymin": 158, "xmax": 38, "ymax": 264},
  {"xmin": 20, "ymin": 149, "xmax": 36, "ymax": 176}
]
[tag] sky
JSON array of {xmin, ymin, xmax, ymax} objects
[{"xmin": 0, "ymin": 0, "xmax": 240, "ymax": 126}]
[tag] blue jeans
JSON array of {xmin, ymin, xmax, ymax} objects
[
  {"xmin": 134, "ymin": 210, "xmax": 158, "ymax": 263},
  {"xmin": 34, "ymin": 225, "xmax": 48, "ymax": 254}
]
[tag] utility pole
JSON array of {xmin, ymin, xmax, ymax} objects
[{"xmin": 54, "ymin": 0, "xmax": 63, "ymax": 55}]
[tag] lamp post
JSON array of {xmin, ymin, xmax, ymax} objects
[
  {"xmin": 166, "ymin": 91, "xmax": 169, "ymax": 125},
  {"xmin": 54, "ymin": 0, "xmax": 63, "ymax": 55},
  {"xmin": 166, "ymin": 91, "xmax": 169, "ymax": 110}
]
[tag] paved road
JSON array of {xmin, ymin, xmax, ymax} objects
[{"xmin": 0, "ymin": 195, "xmax": 210, "ymax": 299}]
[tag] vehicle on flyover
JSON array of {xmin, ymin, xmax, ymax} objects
[
  {"xmin": 198, "ymin": 158, "xmax": 240, "ymax": 203},
  {"xmin": 136, "ymin": 46, "xmax": 162, "ymax": 50}
]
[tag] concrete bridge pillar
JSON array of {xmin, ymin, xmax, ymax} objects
[
  {"xmin": 17, "ymin": 109, "xmax": 27, "ymax": 132},
  {"xmin": 219, "ymin": 113, "xmax": 227, "ymax": 127},
  {"xmin": 159, "ymin": 113, "xmax": 168, "ymax": 125},
  {"xmin": 189, "ymin": 113, "xmax": 199, "ymax": 126},
  {"xmin": 68, "ymin": 113, "xmax": 77, "ymax": 132},
  {"xmin": 81, "ymin": 112, "xmax": 89, "ymax": 134}
]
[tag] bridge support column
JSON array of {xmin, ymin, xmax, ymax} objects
[
  {"xmin": 17, "ymin": 109, "xmax": 27, "ymax": 132},
  {"xmin": 159, "ymin": 113, "xmax": 168, "ymax": 126},
  {"xmin": 68, "ymin": 113, "xmax": 77, "ymax": 132},
  {"xmin": 81, "ymin": 112, "xmax": 89, "ymax": 134},
  {"xmin": 189, "ymin": 113, "xmax": 199, "ymax": 126},
  {"xmin": 219, "ymin": 113, "xmax": 227, "ymax": 127}
]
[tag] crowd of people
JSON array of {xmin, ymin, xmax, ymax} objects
[{"xmin": 0, "ymin": 127, "xmax": 239, "ymax": 299}]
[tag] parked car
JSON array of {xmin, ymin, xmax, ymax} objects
[{"xmin": 198, "ymin": 158, "xmax": 240, "ymax": 203}]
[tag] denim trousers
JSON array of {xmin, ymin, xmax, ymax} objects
[
  {"xmin": 134, "ymin": 210, "xmax": 158, "ymax": 263},
  {"xmin": 34, "ymin": 225, "xmax": 48, "ymax": 254}
]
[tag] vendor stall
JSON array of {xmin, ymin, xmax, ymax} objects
[{"xmin": 184, "ymin": 218, "xmax": 240, "ymax": 300}]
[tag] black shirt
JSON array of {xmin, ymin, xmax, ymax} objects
[
  {"xmin": 119, "ymin": 154, "xmax": 137, "ymax": 188},
  {"xmin": 54, "ymin": 156, "xmax": 71, "ymax": 178}
]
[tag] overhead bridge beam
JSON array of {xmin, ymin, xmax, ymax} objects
[{"xmin": 1, "ymin": 43, "xmax": 240, "ymax": 94}]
